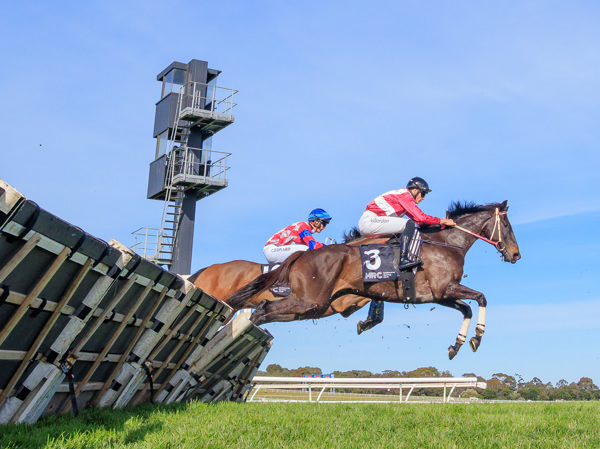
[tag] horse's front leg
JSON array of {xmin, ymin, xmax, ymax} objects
[
  {"xmin": 437, "ymin": 298, "xmax": 472, "ymax": 360},
  {"xmin": 442, "ymin": 283, "xmax": 487, "ymax": 354}
]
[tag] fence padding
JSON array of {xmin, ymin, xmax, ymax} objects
[{"xmin": 0, "ymin": 179, "xmax": 272, "ymax": 424}]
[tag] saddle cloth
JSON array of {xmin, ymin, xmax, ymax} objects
[
  {"xmin": 260, "ymin": 263, "xmax": 290, "ymax": 296},
  {"xmin": 359, "ymin": 244, "xmax": 400, "ymax": 282},
  {"xmin": 359, "ymin": 243, "xmax": 417, "ymax": 302}
]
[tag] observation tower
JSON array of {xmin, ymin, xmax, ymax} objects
[{"xmin": 133, "ymin": 59, "xmax": 237, "ymax": 274}]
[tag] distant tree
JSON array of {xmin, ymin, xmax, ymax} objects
[
  {"xmin": 481, "ymin": 389, "xmax": 497, "ymax": 400},
  {"xmin": 486, "ymin": 378, "xmax": 505, "ymax": 392},
  {"xmin": 551, "ymin": 385, "xmax": 575, "ymax": 401},
  {"xmin": 555, "ymin": 379, "xmax": 568, "ymax": 389},
  {"xmin": 264, "ymin": 364, "xmax": 287, "ymax": 376},
  {"xmin": 515, "ymin": 373, "xmax": 525, "ymax": 390},
  {"xmin": 530, "ymin": 377, "xmax": 544, "ymax": 387},
  {"xmin": 291, "ymin": 366, "xmax": 322, "ymax": 377},
  {"xmin": 460, "ymin": 388, "xmax": 479, "ymax": 398},
  {"xmin": 499, "ymin": 388, "xmax": 515, "ymax": 399},
  {"xmin": 333, "ymin": 370, "xmax": 373, "ymax": 378},
  {"xmin": 492, "ymin": 373, "xmax": 517, "ymax": 390},
  {"xmin": 507, "ymin": 390, "xmax": 522, "ymax": 400},
  {"xmin": 576, "ymin": 377, "xmax": 598, "ymax": 394},
  {"xmin": 519, "ymin": 387, "xmax": 539, "ymax": 401},
  {"xmin": 406, "ymin": 367, "xmax": 441, "ymax": 377}
]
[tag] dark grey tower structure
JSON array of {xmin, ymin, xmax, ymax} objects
[{"xmin": 134, "ymin": 59, "xmax": 237, "ymax": 274}]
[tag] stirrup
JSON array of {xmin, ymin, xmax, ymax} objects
[{"xmin": 398, "ymin": 259, "xmax": 422, "ymax": 271}]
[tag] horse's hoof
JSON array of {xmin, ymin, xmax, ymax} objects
[
  {"xmin": 448, "ymin": 345, "xmax": 457, "ymax": 360},
  {"xmin": 470, "ymin": 336, "xmax": 481, "ymax": 352}
]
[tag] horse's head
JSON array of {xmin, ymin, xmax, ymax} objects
[
  {"xmin": 447, "ymin": 200, "xmax": 521, "ymax": 263},
  {"xmin": 485, "ymin": 200, "xmax": 521, "ymax": 264}
]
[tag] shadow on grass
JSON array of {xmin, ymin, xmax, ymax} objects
[{"xmin": 0, "ymin": 401, "xmax": 192, "ymax": 448}]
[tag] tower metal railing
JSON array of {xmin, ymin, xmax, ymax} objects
[{"xmin": 179, "ymin": 81, "xmax": 238, "ymax": 120}]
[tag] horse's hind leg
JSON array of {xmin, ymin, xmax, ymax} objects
[
  {"xmin": 437, "ymin": 299, "xmax": 472, "ymax": 360},
  {"xmin": 250, "ymin": 299, "xmax": 296, "ymax": 325},
  {"xmin": 250, "ymin": 295, "xmax": 325, "ymax": 325}
]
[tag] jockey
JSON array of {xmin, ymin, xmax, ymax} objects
[
  {"xmin": 358, "ymin": 176, "xmax": 456, "ymax": 270},
  {"xmin": 263, "ymin": 208, "xmax": 332, "ymax": 264},
  {"xmin": 357, "ymin": 177, "xmax": 455, "ymax": 335}
]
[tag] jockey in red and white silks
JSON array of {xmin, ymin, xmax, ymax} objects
[
  {"xmin": 358, "ymin": 188, "xmax": 442, "ymax": 236},
  {"xmin": 263, "ymin": 209, "xmax": 332, "ymax": 264},
  {"xmin": 356, "ymin": 178, "xmax": 456, "ymax": 336}
]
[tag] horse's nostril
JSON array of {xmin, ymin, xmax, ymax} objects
[{"xmin": 513, "ymin": 253, "xmax": 521, "ymax": 260}]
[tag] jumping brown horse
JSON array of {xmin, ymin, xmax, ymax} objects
[
  {"xmin": 188, "ymin": 245, "xmax": 373, "ymax": 317},
  {"xmin": 227, "ymin": 201, "xmax": 521, "ymax": 360}
]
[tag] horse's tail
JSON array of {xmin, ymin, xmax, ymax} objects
[
  {"xmin": 225, "ymin": 271, "xmax": 278, "ymax": 310},
  {"xmin": 225, "ymin": 251, "xmax": 304, "ymax": 310},
  {"xmin": 186, "ymin": 266, "xmax": 208, "ymax": 284}
]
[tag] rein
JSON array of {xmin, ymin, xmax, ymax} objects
[
  {"xmin": 422, "ymin": 239, "xmax": 465, "ymax": 252},
  {"xmin": 453, "ymin": 208, "xmax": 506, "ymax": 248}
]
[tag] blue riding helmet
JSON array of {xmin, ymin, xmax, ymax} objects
[{"xmin": 308, "ymin": 208, "xmax": 332, "ymax": 224}]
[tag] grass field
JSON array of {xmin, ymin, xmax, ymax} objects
[{"xmin": 1, "ymin": 400, "xmax": 599, "ymax": 448}]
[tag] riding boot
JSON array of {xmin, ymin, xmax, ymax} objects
[
  {"xmin": 357, "ymin": 319, "xmax": 379, "ymax": 335},
  {"xmin": 397, "ymin": 235, "xmax": 422, "ymax": 271},
  {"xmin": 357, "ymin": 300, "xmax": 384, "ymax": 335}
]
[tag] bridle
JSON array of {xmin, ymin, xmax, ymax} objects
[{"xmin": 453, "ymin": 208, "xmax": 508, "ymax": 253}]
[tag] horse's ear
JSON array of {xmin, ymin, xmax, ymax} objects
[{"xmin": 501, "ymin": 200, "xmax": 508, "ymax": 211}]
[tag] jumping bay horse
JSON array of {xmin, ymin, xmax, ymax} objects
[
  {"xmin": 227, "ymin": 201, "xmax": 521, "ymax": 359},
  {"xmin": 188, "ymin": 249, "xmax": 372, "ymax": 317}
]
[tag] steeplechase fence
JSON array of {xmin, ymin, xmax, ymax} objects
[
  {"xmin": 247, "ymin": 376, "xmax": 487, "ymax": 403},
  {"xmin": 0, "ymin": 179, "xmax": 272, "ymax": 424}
]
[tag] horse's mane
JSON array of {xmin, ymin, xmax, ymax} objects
[
  {"xmin": 343, "ymin": 227, "xmax": 362, "ymax": 243},
  {"xmin": 446, "ymin": 201, "xmax": 507, "ymax": 219}
]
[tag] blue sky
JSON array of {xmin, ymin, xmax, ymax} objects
[{"xmin": 1, "ymin": 1, "xmax": 599, "ymax": 385}]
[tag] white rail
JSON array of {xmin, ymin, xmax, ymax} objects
[{"xmin": 248, "ymin": 376, "xmax": 486, "ymax": 403}]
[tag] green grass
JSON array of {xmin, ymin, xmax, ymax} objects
[{"xmin": 1, "ymin": 401, "xmax": 599, "ymax": 448}]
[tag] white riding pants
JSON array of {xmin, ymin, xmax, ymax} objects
[
  {"xmin": 358, "ymin": 210, "xmax": 409, "ymax": 236},
  {"xmin": 263, "ymin": 243, "xmax": 308, "ymax": 264}
]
